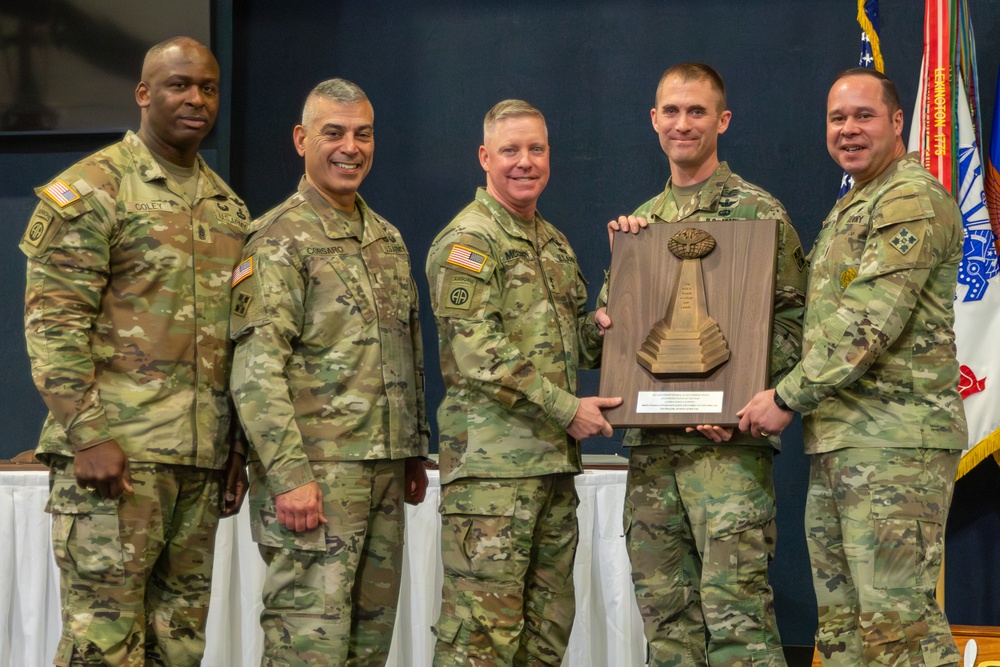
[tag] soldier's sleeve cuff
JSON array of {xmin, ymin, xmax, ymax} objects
[
  {"xmin": 581, "ymin": 317, "xmax": 604, "ymax": 349},
  {"xmin": 229, "ymin": 422, "xmax": 249, "ymax": 457},
  {"xmin": 550, "ymin": 390, "xmax": 581, "ymax": 430},
  {"xmin": 265, "ymin": 460, "xmax": 317, "ymax": 496},
  {"xmin": 596, "ymin": 270, "xmax": 610, "ymax": 309},
  {"xmin": 67, "ymin": 417, "xmax": 113, "ymax": 451},
  {"xmin": 776, "ymin": 371, "xmax": 820, "ymax": 415}
]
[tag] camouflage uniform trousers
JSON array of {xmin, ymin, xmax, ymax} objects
[
  {"xmin": 432, "ymin": 474, "xmax": 579, "ymax": 667},
  {"xmin": 807, "ymin": 447, "xmax": 961, "ymax": 667},
  {"xmin": 624, "ymin": 445, "xmax": 785, "ymax": 667},
  {"xmin": 257, "ymin": 459, "xmax": 406, "ymax": 667},
  {"xmin": 46, "ymin": 455, "xmax": 223, "ymax": 667}
]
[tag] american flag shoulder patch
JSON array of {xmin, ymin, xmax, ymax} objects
[
  {"xmin": 231, "ymin": 257, "xmax": 253, "ymax": 287},
  {"xmin": 446, "ymin": 244, "xmax": 487, "ymax": 273},
  {"xmin": 42, "ymin": 180, "xmax": 81, "ymax": 207}
]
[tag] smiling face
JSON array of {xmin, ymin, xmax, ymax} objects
[
  {"xmin": 135, "ymin": 39, "xmax": 220, "ymax": 166},
  {"xmin": 294, "ymin": 96, "xmax": 374, "ymax": 211},
  {"xmin": 479, "ymin": 114, "xmax": 550, "ymax": 219},
  {"xmin": 826, "ymin": 73, "xmax": 905, "ymax": 186},
  {"xmin": 651, "ymin": 74, "xmax": 731, "ymax": 185}
]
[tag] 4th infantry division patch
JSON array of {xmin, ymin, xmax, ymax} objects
[{"xmin": 889, "ymin": 227, "xmax": 919, "ymax": 255}]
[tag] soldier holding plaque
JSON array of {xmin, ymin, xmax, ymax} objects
[
  {"xmin": 596, "ymin": 63, "xmax": 806, "ymax": 667},
  {"xmin": 739, "ymin": 68, "xmax": 967, "ymax": 666},
  {"xmin": 426, "ymin": 100, "xmax": 619, "ymax": 666}
]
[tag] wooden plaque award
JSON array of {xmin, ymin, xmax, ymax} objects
[{"xmin": 599, "ymin": 219, "xmax": 778, "ymax": 427}]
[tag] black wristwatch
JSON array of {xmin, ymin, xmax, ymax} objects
[{"xmin": 773, "ymin": 389, "xmax": 792, "ymax": 412}]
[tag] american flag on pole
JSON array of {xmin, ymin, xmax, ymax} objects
[
  {"xmin": 908, "ymin": 0, "xmax": 1000, "ymax": 476},
  {"xmin": 986, "ymin": 62, "xmax": 1000, "ymax": 253},
  {"xmin": 838, "ymin": 0, "xmax": 884, "ymax": 199}
]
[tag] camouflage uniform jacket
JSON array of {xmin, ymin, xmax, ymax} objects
[
  {"xmin": 230, "ymin": 178, "xmax": 429, "ymax": 497},
  {"xmin": 776, "ymin": 153, "xmax": 968, "ymax": 453},
  {"xmin": 426, "ymin": 188, "xmax": 604, "ymax": 485},
  {"xmin": 600, "ymin": 162, "xmax": 806, "ymax": 449},
  {"xmin": 20, "ymin": 131, "xmax": 248, "ymax": 469}
]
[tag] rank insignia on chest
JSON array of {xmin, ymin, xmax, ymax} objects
[
  {"xmin": 233, "ymin": 292, "xmax": 253, "ymax": 317},
  {"xmin": 840, "ymin": 267, "xmax": 858, "ymax": 288},
  {"xmin": 446, "ymin": 244, "xmax": 487, "ymax": 272},
  {"xmin": 196, "ymin": 222, "xmax": 211, "ymax": 243},
  {"xmin": 889, "ymin": 227, "xmax": 919, "ymax": 255}
]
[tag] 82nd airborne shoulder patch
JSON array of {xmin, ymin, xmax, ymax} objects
[{"xmin": 446, "ymin": 274, "xmax": 477, "ymax": 310}]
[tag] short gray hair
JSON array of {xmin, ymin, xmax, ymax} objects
[
  {"xmin": 483, "ymin": 99, "xmax": 546, "ymax": 142},
  {"xmin": 302, "ymin": 78, "xmax": 369, "ymax": 126}
]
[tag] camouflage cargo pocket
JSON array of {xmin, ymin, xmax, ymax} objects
[
  {"xmin": 706, "ymin": 484, "xmax": 776, "ymax": 587},
  {"xmin": 258, "ymin": 545, "xmax": 326, "ymax": 613},
  {"xmin": 871, "ymin": 484, "xmax": 945, "ymax": 590},
  {"xmin": 48, "ymin": 476, "xmax": 124, "ymax": 586},
  {"xmin": 431, "ymin": 611, "xmax": 469, "ymax": 647},
  {"xmin": 439, "ymin": 481, "xmax": 518, "ymax": 582}
]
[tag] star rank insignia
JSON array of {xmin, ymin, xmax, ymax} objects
[{"xmin": 889, "ymin": 227, "xmax": 919, "ymax": 255}]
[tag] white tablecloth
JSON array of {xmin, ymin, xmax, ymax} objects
[{"xmin": 0, "ymin": 468, "xmax": 645, "ymax": 667}]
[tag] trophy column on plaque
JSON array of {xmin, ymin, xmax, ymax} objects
[{"xmin": 636, "ymin": 228, "xmax": 730, "ymax": 375}]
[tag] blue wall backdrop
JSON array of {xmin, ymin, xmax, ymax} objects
[{"xmin": 1, "ymin": 0, "xmax": 998, "ymax": 648}]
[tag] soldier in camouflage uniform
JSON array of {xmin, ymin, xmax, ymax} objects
[
  {"xmin": 229, "ymin": 78, "xmax": 429, "ymax": 667},
  {"xmin": 426, "ymin": 100, "xmax": 618, "ymax": 666},
  {"xmin": 20, "ymin": 38, "xmax": 249, "ymax": 666},
  {"xmin": 739, "ymin": 69, "xmax": 967, "ymax": 666},
  {"xmin": 599, "ymin": 63, "xmax": 806, "ymax": 667}
]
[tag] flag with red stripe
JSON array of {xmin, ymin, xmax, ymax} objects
[{"xmin": 908, "ymin": 0, "xmax": 1000, "ymax": 476}]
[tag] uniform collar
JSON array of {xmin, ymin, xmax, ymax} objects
[
  {"xmin": 123, "ymin": 130, "xmax": 230, "ymax": 200},
  {"xmin": 836, "ymin": 152, "xmax": 919, "ymax": 213},
  {"xmin": 474, "ymin": 187, "xmax": 554, "ymax": 248},
  {"xmin": 297, "ymin": 177, "xmax": 390, "ymax": 245},
  {"xmin": 652, "ymin": 161, "xmax": 734, "ymax": 221}
]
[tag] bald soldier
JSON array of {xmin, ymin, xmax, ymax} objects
[
  {"xmin": 426, "ymin": 99, "xmax": 618, "ymax": 665},
  {"xmin": 230, "ymin": 78, "xmax": 429, "ymax": 666},
  {"xmin": 21, "ymin": 37, "xmax": 249, "ymax": 666}
]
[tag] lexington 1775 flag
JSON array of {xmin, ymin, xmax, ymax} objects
[{"xmin": 909, "ymin": 0, "xmax": 1000, "ymax": 476}]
